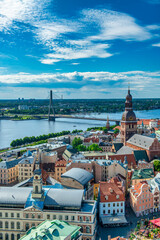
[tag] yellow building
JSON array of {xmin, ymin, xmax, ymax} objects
[
  {"xmin": 0, "ymin": 159, "xmax": 20, "ymax": 185},
  {"xmin": 54, "ymin": 160, "xmax": 66, "ymax": 182},
  {"xmin": 18, "ymin": 156, "xmax": 34, "ymax": 182}
]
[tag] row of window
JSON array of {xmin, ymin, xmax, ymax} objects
[
  {"xmin": 103, "ymin": 209, "xmax": 123, "ymax": 214},
  {"xmin": 0, "ymin": 233, "xmax": 20, "ymax": 240},
  {"xmin": 103, "ymin": 202, "xmax": 123, "ymax": 207},
  {"xmin": 139, "ymin": 204, "xmax": 151, "ymax": 210},
  {"xmin": 0, "ymin": 213, "xmax": 20, "ymax": 218},
  {"xmin": 0, "ymin": 222, "xmax": 20, "ymax": 229}
]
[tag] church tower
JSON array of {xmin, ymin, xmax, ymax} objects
[
  {"xmin": 106, "ymin": 115, "xmax": 110, "ymax": 130},
  {"xmin": 32, "ymin": 164, "xmax": 43, "ymax": 199},
  {"xmin": 121, "ymin": 87, "xmax": 137, "ymax": 145}
]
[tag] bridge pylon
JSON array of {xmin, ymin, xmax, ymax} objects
[{"xmin": 48, "ymin": 90, "xmax": 55, "ymax": 121}]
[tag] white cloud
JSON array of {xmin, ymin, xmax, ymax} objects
[
  {"xmin": 82, "ymin": 9, "xmax": 151, "ymax": 41},
  {"xmin": 152, "ymin": 42, "xmax": 160, "ymax": 47},
  {"xmin": 71, "ymin": 63, "xmax": 80, "ymax": 65}
]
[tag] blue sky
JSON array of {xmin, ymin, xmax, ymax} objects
[{"xmin": 0, "ymin": 0, "xmax": 160, "ymax": 99}]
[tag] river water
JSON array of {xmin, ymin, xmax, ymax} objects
[{"xmin": 0, "ymin": 109, "xmax": 159, "ymax": 149}]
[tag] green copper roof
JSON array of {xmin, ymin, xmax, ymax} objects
[
  {"xmin": 20, "ymin": 220, "xmax": 81, "ymax": 240},
  {"xmin": 132, "ymin": 168, "xmax": 154, "ymax": 180}
]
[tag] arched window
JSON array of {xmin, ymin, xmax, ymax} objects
[
  {"xmin": 11, "ymin": 222, "xmax": 14, "ymax": 229},
  {"xmin": 17, "ymin": 222, "xmax": 20, "ymax": 229},
  {"xmin": 5, "ymin": 222, "xmax": 8, "ymax": 229},
  {"xmin": 11, "ymin": 234, "xmax": 15, "ymax": 240},
  {"xmin": 0, "ymin": 221, "xmax": 2, "ymax": 228},
  {"xmin": 26, "ymin": 223, "xmax": 29, "ymax": 231},
  {"xmin": 17, "ymin": 234, "xmax": 20, "ymax": 240},
  {"xmin": 86, "ymin": 226, "xmax": 90, "ymax": 233},
  {"xmin": 35, "ymin": 185, "xmax": 38, "ymax": 193},
  {"xmin": 5, "ymin": 234, "xmax": 9, "ymax": 240}
]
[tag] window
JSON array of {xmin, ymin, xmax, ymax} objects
[
  {"xmin": 38, "ymin": 214, "xmax": 41, "ymax": 219},
  {"xmin": 79, "ymin": 216, "xmax": 83, "ymax": 222},
  {"xmin": 117, "ymin": 203, "xmax": 119, "ymax": 206},
  {"xmin": 71, "ymin": 216, "xmax": 75, "ymax": 221},
  {"xmin": 35, "ymin": 185, "xmax": 38, "ymax": 193},
  {"xmin": 139, "ymin": 206, "xmax": 141, "ymax": 210},
  {"xmin": 47, "ymin": 215, "xmax": 50, "ymax": 219},
  {"xmin": 11, "ymin": 222, "xmax": 14, "ymax": 229},
  {"xmin": 26, "ymin": 214, "xmax": 29, "ymax": 218},
  {"xmin": 65, "ymin": 215, "xmax": 68, "ymax": 220},
  {"xmin": 0, "ymin": 222, "xmax": 2, "ymax": 228},
  {"xmin": 121, "ymin": 203, "xmax": 123, "ymax": 206},
  {"xmin": 11, "ymin": 213, "xmax": 14, "ymax": 218},
  {"xmin": 17, "ymin": 213, "xmax": 20, "ymax": 218},
  {"xmin": 113, "ymin": 203, "xmax": 115, "ymax": 207},
  {"xmin": 32, "ymin": 214, "xmax": 35, "ymax": 219},
  {"xmin": 17, "ymin": 222, "xmax": 20, "ymax": 230},
  {"xmin": 86, "ymin": 217, "xmax": 89, "ymax": 222},
  {"xmin": 121, "ymin": 209, "xmax": 123, "ymax": 213},
  {"xmin": 0, "ymin": 213, "xmax": 2, "ymax": 217},
  {"xmin": 5, "ymin": 213, "xmax": 8, "ymax": 218},
  {"xmin": 103, "ymin": 204, "xmax": 105, "ymax": 207},
  {"xmin": 11, "ymin": 234, "xmax": 14, "ymax": 240},
  {"xmin": 26, "ymin": 223, "xmax": 29, "ymax": 231},
  {"xmin": 5, "ymin": 234, "xmax": 9, "ymax": 240},
  {"xmin": 0, "ymin": 233, "xmax": 2, "ymax": 240},
  {"xmin": 86, "ymin": 226, "xmax": 90, "ymax": 233},
  {"xmin": 108, "ymin": 203, "xmax": 110, "ymax": 207},
  {"xmin": 17, "ymin": 234, "xmax": 20, "ymax": 240},
  {"xmin": 32, "ymin": 223, "xmax": 35, "ymax": 227},
  {"xmin": 103, "ymin": 210, "xmax": 105, "ymax": 214},
  {"xmin": 53, "ymin": 215, "xmax": 56, "ymax": 220},
  {"xmin": 5, "ymin": 222, "xmax": 8, "ymax": 229},
  {"xmin": 108, "ymin": 210, "xmax": 110, "ymax": 214},
  {"xmin": 59, "ymin": 215, "xmax": 62, "ymax": 220}
]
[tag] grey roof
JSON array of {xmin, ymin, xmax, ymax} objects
[
  {"xmin": 44, "ymin": 188, "xmax": 84, "ymax": 208},
  {"xmin": 18, "ymin": 156, "xmax": 34, "ymax": 165},
  {"xmin": 0, "ymin": 158, "xmax": 22, "ymax": 169},
  {"xmin": 0, "ymin": 187, "xmax": 31, "ymax": 205},
  {"xmin": 127, "ymin": 134, "xmax": 155, "ymax": 150},
  {"xmin": 0, "ymin": 187, "xmax": 84, "ymax": 209},
  {"xmin": 117, "ymin": 146, "xmax": 133, "ymax": 155},
  {"xmin": 61, "ymin": 168, "xmax": 93, "ymax": 186}
]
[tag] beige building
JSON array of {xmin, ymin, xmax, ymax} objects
[
  {"xmin": 54, "ymin": 160, "xmax": 66, "ymax": 182},
  {"xmin": 0, "ymin": 169, "xmax": 97, "ymax": 240},
  {"xmin": 18, "ymin": 156, "xmax": 34, "ymax": 182},
  {"xmin": 0, "ymin": 159, "xmax": 20, "ymax": 185}
]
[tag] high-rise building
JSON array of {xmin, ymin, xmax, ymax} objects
[{"xmin": 121, "ymin": 88, "xmax": 137, "ymax": 145}]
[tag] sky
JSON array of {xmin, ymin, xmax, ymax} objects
[{"xmin": 0, "ymin": 0, "xmax": 160, "ymax": 99}]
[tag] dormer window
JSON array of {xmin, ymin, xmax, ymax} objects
[{"xmin": 105, "ymin": 196, "xmax": 108, "ymax": 200}]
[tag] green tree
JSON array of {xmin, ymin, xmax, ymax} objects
[
  {"xmin": 114, "ymin": 128, "xmax": 120, "ymax": 134},
  {"xmin": 72, "ymin": 137, "xmax": 83, "ymax": 149},
  {"xmin": 77, "ymin": 144, "xmax": 87, "ymax": 151},
  {"xmin": 154, "ymin": 160, "xmax": 160, "ymax": 171},
  {"xmin": 88, "ymin": 144, "xmax": 102, "ymax": 151}
]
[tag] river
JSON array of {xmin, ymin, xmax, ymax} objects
[{"xmin": 0, "ymin": 109, "xmax": 159, "ymax": 149}]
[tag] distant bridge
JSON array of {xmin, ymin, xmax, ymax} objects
[{"xmin": 35, "ymin": 114, "xmax": 120, "ymax": 125}]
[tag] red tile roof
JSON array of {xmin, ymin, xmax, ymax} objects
[
  {"xmin": 84, "ymin": 137, "xmax": 99, "ymax": 143},
  {"xmin": 55, "ymin": 160, "xmax": 66, "ymax": 167},
  {"xmin": 108, "ymin": 154, "xmax": 136, "ymax": 168},
  {"xmin": 100, "ymin": 181, "xmax": 125, "ymax": 202}
]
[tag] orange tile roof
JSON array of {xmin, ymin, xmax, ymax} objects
[
  {"xmin": 130, "ymin": 181, "xmax": 148, "ymax": 196},
  {"xmin": 113, "ymin": 126, "xmax": 121, "ymax": 130},
  {"xmin": 100, "ymin": 181, "xmax": 125, "ymax": 202},
  {"xmin": 111, "ymin": 237, "xmax": 128, "ymax": 240}
]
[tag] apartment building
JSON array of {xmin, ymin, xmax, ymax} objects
[
  {"xmin": 54, "ymin": 160, "xmax": 66, "ymax": 182},
  {"xmin": 18, "ymin": 156, "xmax": 34, "ymax": 182},
  {"xmin": 0, "ymin": 159, "xmax": 20, "ymax": 185}
]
